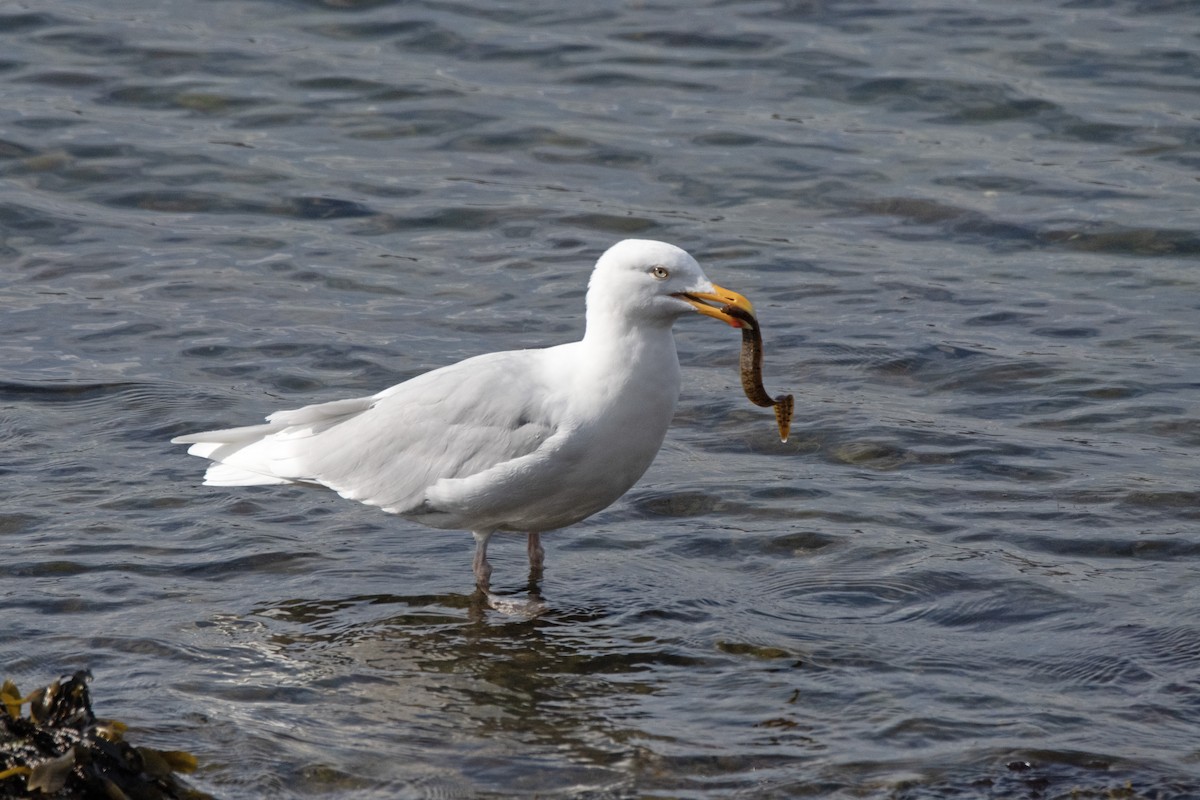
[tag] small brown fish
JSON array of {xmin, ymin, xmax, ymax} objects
[{"xmin": 721, "ymin": 304, "xmax": 794, "ymax": 442}]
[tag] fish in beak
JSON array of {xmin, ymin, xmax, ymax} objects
[
  {"xmin": 674, "ymin": 282, "xmax": 794, "ymax": 443},
  {"xmin": 672, "ymin": 284, "xmax": 756, "ymax": 328}
]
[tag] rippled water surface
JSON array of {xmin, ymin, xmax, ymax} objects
[{"xmin": 3, "ymin": 0, "xmax": 1200, "ymax": 797}]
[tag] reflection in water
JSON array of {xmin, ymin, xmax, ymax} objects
[{"xmin": 231, "ymin": 592, "xmax": 708, "ymax": 795}]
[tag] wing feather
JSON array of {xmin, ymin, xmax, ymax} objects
[{"xmin": 173, "ymin": 348, "xmax": 562, "ymax": 515}]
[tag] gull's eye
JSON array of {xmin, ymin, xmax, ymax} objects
[{"xmin": 651, "ymin": 265, "xmax": 670, "ymax": 280}]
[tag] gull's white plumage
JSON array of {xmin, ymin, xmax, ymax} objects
[{"xmin": 172, "ymin": 239, "xmax": 751, "ymax": 589}]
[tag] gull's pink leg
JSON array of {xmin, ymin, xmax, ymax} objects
[
  {"xmin": 527, "ymin": 532, "xmax": 545, "ymax": 583},
  {"xmin": 472, "ymin": 531, "xmax": 493, "ymax": 590}
]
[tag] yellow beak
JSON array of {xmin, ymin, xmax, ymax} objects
[{"xmin": 673, "ymin": 283, "xmax": 756, "ymax": 328}]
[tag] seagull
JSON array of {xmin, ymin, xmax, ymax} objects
[{"xmin": 172, "ymin": 239, "xmax": 754, "ymax": 591}]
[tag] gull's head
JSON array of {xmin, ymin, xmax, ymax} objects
[{"xmin": 587, "ymin": 239, "xmax": 754, "ymax": 329}]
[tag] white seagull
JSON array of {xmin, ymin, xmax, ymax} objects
[{"xmin": 172, "ymin": 239, "xmax": 754, "ymax": 590}]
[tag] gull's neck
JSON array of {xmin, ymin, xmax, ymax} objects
[
  {"xmin": 566, "ymin": 293, "xmax": 682, "ymax": 430},
  {"xmin": 582, "ymin": 302, "xmax": 674, "ymax": 352},
  {"xmin": 577, "ymin": 305, "xmax": 681, "ymax": 401}
]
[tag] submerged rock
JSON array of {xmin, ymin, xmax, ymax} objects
[{"xmin": 0, "ymin": 671, "xmax": 211, "ymax": 799}]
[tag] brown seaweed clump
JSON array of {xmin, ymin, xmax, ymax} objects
[{"xmin": 0, "ymin": 671, "xmax": 211, "ymax": 799}]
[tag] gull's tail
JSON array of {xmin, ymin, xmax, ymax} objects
[{"xmin": 171, "ymin": 395, "xmax": 375, "ymax": 486}]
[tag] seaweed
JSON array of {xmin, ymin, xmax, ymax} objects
[{"xmin": 0, "ymin": 671, "xmax": 210, "ymax": 799}]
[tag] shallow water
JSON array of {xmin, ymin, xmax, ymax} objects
[{"xmin": 3, "ymin": 0, "xmax": 1200, "ymax": 797}]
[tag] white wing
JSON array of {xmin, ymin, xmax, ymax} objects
[{"xmin": 172, "ymin": 348, "xmax": 563, "ymax": 516}]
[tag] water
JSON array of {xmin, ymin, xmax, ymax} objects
[{"xmin": 3, "ymin": 0, "xmax": 1199, "ymax": 796}]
